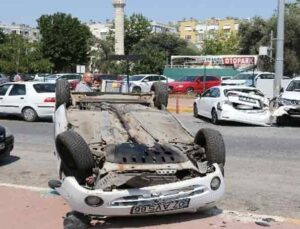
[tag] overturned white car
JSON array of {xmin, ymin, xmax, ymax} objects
[
  {"xmin": 272, "ymin": 77, "xmax": 300, "ymax": 125},
  {"xmin": 50, "ymin": 80, "xmax": 226, "ymax": 229},
  {"xmin": 194, "ymin": 86, "xmax": 271, "ymax": 126}
]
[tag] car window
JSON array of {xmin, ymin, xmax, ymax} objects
[
  {"xmin": 286, "ymin": 80, "xmax": 300, "ymax": 92},
  {"xmin": 143, "ymin": 76, "xmax": 151, "ymax": 82},
  {"xmin": 202, "ymin": 89, "xmax": 213, "ymax": 97},
  {"xmin": 33, "ymin": 84, "xmax": 56, "ymax": 93},
  {"xmin": 211, "ymin": 88, "xmax": 220, "ymax": 97},
  {"xmin": 151, "ymin": 76, "xmax": 160, "ymax": 81},
  {"xmin": 260, "ymin": 74, "xmax": 274, "ymax": 79},
  {"xmin": 0, "ymin": 84, "xmax": 11, "ymax": 96},
  {"xmin": 159, "ymin": 76, "xmax": 166, "ymax": 81},
  {"xmin": 9, "ymin": 84, "xmax": 26, "ymax": 96},
  {"xmin": 206, "ymin": 76, "xmax": 219, "ymax": 81}
]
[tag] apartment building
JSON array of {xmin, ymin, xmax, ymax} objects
[
  {"xmin": 0, "ymin": 22, "xmax": 40, "ymax": 42},
  {"xmin": 178, "ymin": 18, "xmax": 198, "ymax": 44}
]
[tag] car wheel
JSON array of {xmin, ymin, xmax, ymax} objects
[
  {"xmin": 64, "ymin": 211, "xmax": 90, "ymax": 229},
  {"xmin": 186, "ymin": 87, "xmax": 194, "ymax": 94},
  {"xmin": 132, "ymin": 86, "xmax": 141, "ymax": 93},
  {"xmin": 211, "ymin": 109, "xmax": 219, "ymax": 125},
  {"xmin": 193, "ymin": 103, "xmax": 199, "ymax": 118},
  {"xmin": 56, "ymin": 79, "xmax": 71, "ymax": 110},
  {"xmin": 151, "ymin": 82, "xmax": 168, "ymax": 110},
  {"xmin": 194, "ymin": 128, "xmax": 226, "ymax": 175},
  {"xmin": 276, "ymin": 115, "xmax": 290, "ymax": 126},
  {"xmin": 22, "ymin": 107, "xmax": 38, "ymax": 122},
  {"xmin": 55, "ymin": 130, "xmax": 94, "ymax": 184}
]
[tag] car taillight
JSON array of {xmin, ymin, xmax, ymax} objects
[{"xmin": 44, "ymin": 97, "xmax": 56, "ymax": 103}]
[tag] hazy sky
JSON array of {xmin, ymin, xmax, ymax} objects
[{"xmin": 0, "ymin": 0, "xmax": 280, "ymax": 26}]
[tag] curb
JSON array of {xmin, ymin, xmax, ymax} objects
[{"xmin": 168, "ymin": 107, "xmax": 193, "ymax": 113}]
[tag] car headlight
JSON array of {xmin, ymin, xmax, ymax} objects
[
  {"xmin": 278, "ymin": 97, "xmax": 295, "ymax": 106},
  {"xmin": 210, "ymin": 176, "xmax": 221, "ymax": 191},
  {"xmin": 4, "ymin": 127, "xmax": 12, "ymax": 137},
  {"xmin": 85, "ymin": 196, "xmax": 104, "ymax": 207}
]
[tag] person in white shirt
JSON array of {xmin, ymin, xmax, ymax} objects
[{"xmin": 75, "ymin": 72, "xmax": 93, "ymax": 92}]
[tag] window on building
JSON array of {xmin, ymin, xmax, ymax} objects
[{"xmin": 185, "ymin": 35, "xmax": 192, "ymax": 40}]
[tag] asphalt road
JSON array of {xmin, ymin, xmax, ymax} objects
[{"xmin": 0, "ymin": 115, "xmax": 299, "ymax": 219}]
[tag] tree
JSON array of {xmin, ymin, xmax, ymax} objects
[
  {"xmin": 0, "ymin": 34, "xmax": 53, "ymax": 74},
  {"xmin": 0, "ymin": 29, "xmax": 5, "ymax": 44},
  {"xmin": 37, "ymin": 12, "xmax": 92, "ymax": 72},
  {"xmin": 130, "ymin": 33, "xmax": 200, "ymax": 74}
]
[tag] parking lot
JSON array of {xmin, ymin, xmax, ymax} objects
[{"xmin": 0, "ymin": 113, "xmax": 299, "ymax": 226}]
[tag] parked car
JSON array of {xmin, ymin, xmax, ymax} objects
[
  {"xmin": 272, "ymin": 77, "xmax": 300, "ymax": 125},
  {"xmin": 0, "ymin": 74, "xmax": 9, "ymax": 84},
  {"xmin": 122, "ymin": 74, "xmax": 174, "ymax": 93},
  {"xmin": 169, "ymin": 76, "xmax": 221, "ymax": 94},
  {"xmin": 0, "ymin": 125, "xmax": 14, "ymax": 160},
  {"xmin": 222, "ymin": 71, "xmax": 275, "ymax": 87},
  {"xmin": 49, "ymin": 80, "xmax": 225, "ymax": 228},
  {"xmin": 193, "ymin": 86, "xmax": 271, "ymax": 126},
  {"xmin": 0, "ymin": 82, "xmax": 55, "ymax": 121},
  {"xmin": 45, "ymin": 73, "xmax": 82, "ymax": 90}
]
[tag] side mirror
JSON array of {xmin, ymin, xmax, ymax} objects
[{"xmin": 196, "ymin": 79, "xmax": 201, "ymax": 83}]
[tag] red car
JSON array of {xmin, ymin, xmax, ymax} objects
[{"xmin": 168, "ymin": 75, "xmax": 221, "ymax": 94}]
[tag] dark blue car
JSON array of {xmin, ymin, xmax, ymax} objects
[{"xmin": 0, "ymin": 125, "xmax": 14, "ymax": 160}]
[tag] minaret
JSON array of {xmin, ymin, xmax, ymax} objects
[{"xmin": 112, "ymin": 0, "xmax": 126, "ymax": 55}]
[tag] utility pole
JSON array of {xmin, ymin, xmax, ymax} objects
[
  {"xmin": 274, "ymin": 0, "xmax": 285, "ymax": 98},
  {"xmin": 270, "ymin": 30, "xmax": 274, "ymax": 59}
]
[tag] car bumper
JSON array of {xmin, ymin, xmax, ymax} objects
[
  {"xmin": 0, "ymin": 135, "xmax": 14, "ymax": 159},
  {"xmin": 219, "ymin": 105, "xmax": 271, "ymax": 126},
  {"xmin": 36, "ymin": 106, "xmax": 55, "ymax": 118},
  {"xmin": 55, "ymin": 164, "xmax": 224, "ymax": 217}
]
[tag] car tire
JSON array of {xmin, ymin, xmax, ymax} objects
[
  {"xmin": 56, "ymin": 130, "xmax": 94, "ymax": 184},
  {"xmin": 132, "ymin": 86, "xmax": 141, "ymax": 93},
  {"xmin": 194, "ymin": 128, "xmax": 226, "ymax": 173},
  {"xmin": 56, "ymin": 79, "xmax": 71, "ymax": 110},
  {"xmin": 22, "ymin": 107, "xmax": 38, "ymax": 122},
  {"xmin": 186, "ymin": 87, "xmax": 194, "ymax": 94},
  {"xmin": 64, "ymin": 211, "xmax": 90, "ymax": 229},
  {"xmin": 151, "ymin": 82, "xmax": 168, "ymax": 110},
  {"xmin": 276, "ymin": 115, "xmax": 290, "ymax": 126},
  {"xmin": 211, "ymin": 109, "xmax": 219, "ymax": 125},
  {"xmin": 193, "ymin": 103, "xmax": 199, "ymax": 118}
]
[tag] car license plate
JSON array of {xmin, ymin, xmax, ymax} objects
[
  {"xmin": 130, "ymin": 198, "xmax": 190, "ymax": 215},
  {"xmin": 0, "ymin": 143, "xmax": 5, "ymax": 150}
]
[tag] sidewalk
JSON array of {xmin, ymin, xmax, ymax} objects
[
  {"xmin": 0, "ymin": 185, "xmax": 299, "ymax": 229},
  {"xmin": 168, "ymin": 95, "xmax": 194, "ymax": 113}
]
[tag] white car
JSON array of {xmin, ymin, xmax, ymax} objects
[
  {"xmin": 0, "ymin": 82, "xmax": 55, "ymax": 121},
  {"xmin": 50, "ymin": 80, "xmax": 225, "ymax": 228},
  {"xmin": 45, "ymin": 73, "xmax": 82, "ymax": 83},
  {"xmin": 222, "ymin": 71, "xmax": 275, "ymax": 87},
  {"xmin": 194, "ymin": 86, "xmax": 271, "ymax": 126},
  {"xmin": 122, "ymin": 74, "xmax": 174, "ymax": 93},
  {"xmin": 273, "ymin": 77, "xmax": 300, "ymax": 125}
]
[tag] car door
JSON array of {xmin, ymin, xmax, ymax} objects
[
  {"xmin": 201, "ymin": 88, "xmax": 220, "ymax": 117},
  {"xmin": 194, "ymin": 76, "xmax": 204, "ymax": 93},
  {"xmin": 2, "ymin": 84, "xmax": 27, "ymax": 115},
  {"xmin": 0, "ymin": 84, "xmax": 12, "ymax": 113},
  {"xmin": 140, "ymin": 76, "xmax": 153, "ymax": 92},
  {"xmin": 197, "ymin": 88, "xmax": 213, "ymax": 117}
]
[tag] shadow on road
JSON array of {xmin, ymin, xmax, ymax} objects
[
  {"xmin": 195, "ymin": 116, "xmax": 300, "ymax": 128},
  {"xmin": 0, "ymin": 114, "xmax": 53, "ymax": 123},
  {"xmin": 0, "ymin": 155, "xmax": 20, "ymax": 166},
  {"xmin": 92, "ymin": 207, "xmax": 223, "ymax": 228}
]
